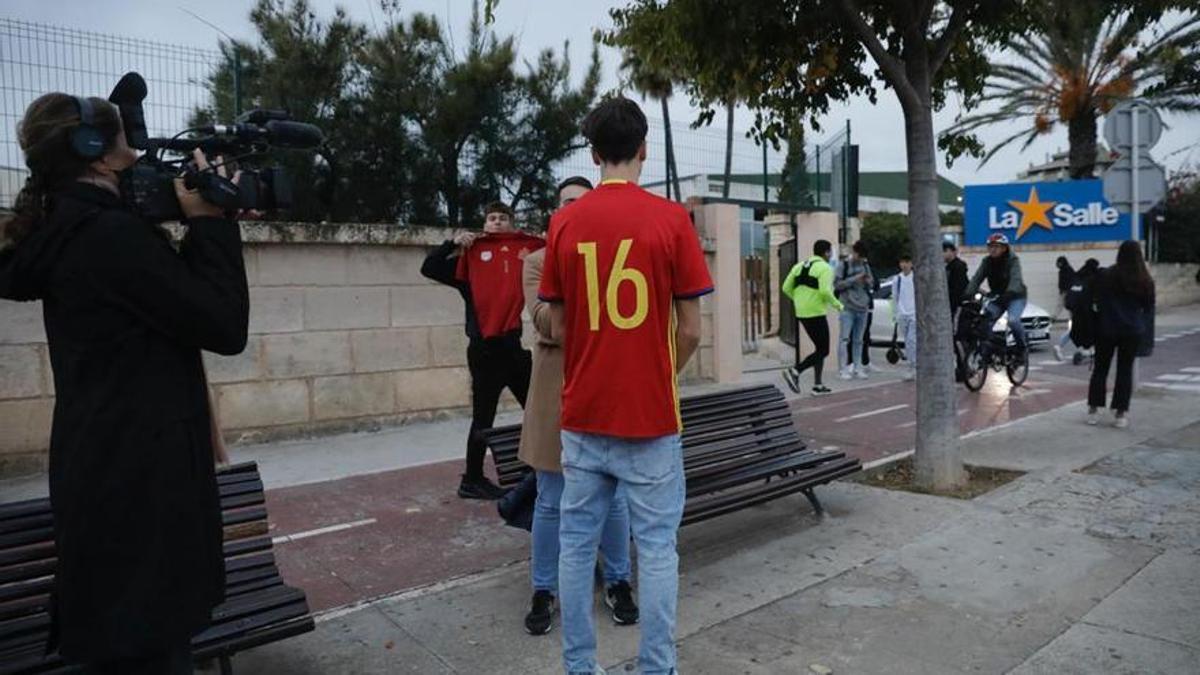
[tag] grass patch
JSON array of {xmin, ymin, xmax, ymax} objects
[{"xmin": 861, "ymin": 457, "xmax": 1024, "ymax": 499}]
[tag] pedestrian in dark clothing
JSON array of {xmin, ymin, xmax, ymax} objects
[
  {"xmin": 1054, "ymin": 256, "xmax": 1075, "ymax": 321},
  {"xmin": 1087, "ymin": 242, "xmax": 1155, "ymax": 428},
  {"xmin": 943, "ymin": 241, "xmax": 969, "ymax": 313},
  {"xmin": 1055, "ymin": 258, "xmax": 1100, "ymax": 362},
  {"xmin": 0, "ymin": 93, "xmax": 248, "ymax": 673},
  {"xmin": 421, "ymin": 202, "xmax": 543, "ymax": 500}
]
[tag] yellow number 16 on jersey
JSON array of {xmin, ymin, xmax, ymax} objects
[{"xmin": 577, "ymin": 239, "xmax": 648, "ymax": 331}]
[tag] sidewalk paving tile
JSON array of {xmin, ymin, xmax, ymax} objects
[
  {"xmin": 1008, "ymin": 622, "xmax": 1200, "ymax": 675},
  {"xmin": 1080, "ymin": 549, "xmax": 1200, "ymax": 650}
]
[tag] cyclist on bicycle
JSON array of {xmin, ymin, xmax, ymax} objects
[{"xmin": 963, "ymin": 233, "xmax": 1028, "ymax": 363}]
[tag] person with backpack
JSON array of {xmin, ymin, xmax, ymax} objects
[
  {"xmin": 783, "ymin": 239, "xmax": 844, "ymax": 395},
  {"xmin": 1054, "ymin": 255, "xmax": 1075, "ymax": 322},
  {"xmin": 1055, "ymin": 258, "xmax": 1100, "ymax": 363},
  {"xmin": 1087, "ymin": 241, "xmax": 1155, "ymax": 428},
  {"xmin": 834, "ymin": 240, "xmax": 874, "ymax": 380}
]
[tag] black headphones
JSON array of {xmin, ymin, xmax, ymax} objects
[{"xmin": 70, "ymin": 96, "xmax": 107, "ymax": 159}]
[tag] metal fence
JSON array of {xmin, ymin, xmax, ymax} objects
[
  {"xmin": 0, "ymin": 18, "xmax": 223, "ymax": 205},
  {"xmin": 0, "ymin": 17, "xmax": 838, "ymax": 221}
]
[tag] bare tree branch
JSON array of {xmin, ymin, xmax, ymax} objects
[
  {"xmin": 930, "ymin": 3, "xmax": 970, "ymax": 75},
  {"xmin": 836, "ymin": 0, "xmax": 920, "ymax": 109}
]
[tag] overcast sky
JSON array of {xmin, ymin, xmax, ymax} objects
[{"xmin": 7, "ymin": 0, "xmax": 1199, "ymax": 187}]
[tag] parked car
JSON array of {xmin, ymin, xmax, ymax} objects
[{"xmin": 868, "ymin": 279, "xmax": 1051, "ymax": 349}]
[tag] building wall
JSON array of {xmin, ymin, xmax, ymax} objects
[{"xmin": 0, "ymin": 221, "xmax": 717, "ymax": 476}]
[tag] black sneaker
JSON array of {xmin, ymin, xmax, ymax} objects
[
  {"xmin": 782, "ymin": 367, "xmax": 801, "ymax": 393},
  {"xmin": 524, "ymin": 590, "xmax": 556, "ymax": 635},
  {"xmin": 457, "ymin": 475, "xmax": 507, "ymax": 500},
  {"xmin": 605, "ymin": 581, "xmax": 639, "ymax": 626},
  {"xmin": 811, "ymin": 384, "xmax": 833, "ymax": 396}
]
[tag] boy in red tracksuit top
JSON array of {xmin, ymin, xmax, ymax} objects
[{"xmin": 421, "ymin": 202, "xmax": 544, "ymax": 499}]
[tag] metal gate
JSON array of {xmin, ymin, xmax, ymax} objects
[{"xmin": 742, "ymin": 255, "xmax": 770, "ymax": 352}]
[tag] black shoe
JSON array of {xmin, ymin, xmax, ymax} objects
[
  {"xmin": 457, "ymin": 475, "xmax": 507, "ymax": 500},
  {"xmin": 811, "ymin": 384, "xmax": 833, "ymax": 396},
  {"xmin": 782, "ymin": 367, "xmax": 801, "ymax": 393},
  {"xmin": 605, "ymin": 581, "xmax": 639, "ymax": 626},
  {"xmin": 524, "ymin": 590, "xmax": 556, "ymax": 635}
]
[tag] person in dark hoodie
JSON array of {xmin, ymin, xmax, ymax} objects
[
  {"xmin": 421, "ymin": 202, "xmax": 543, "ymax": 500},
  {"xmin": 964, "ymin": 233, "xmax": 1029, "ymax": 362},
  {"xmin": 1087, "ymin": 241, "xmax": 1155, "ymax": 428},
  {"xmin": 0, "ymin": 94, "xmax": 248, "ymax": 673}
]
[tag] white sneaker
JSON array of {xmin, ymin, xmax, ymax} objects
[
  {"xmin": 1053, "ymin": 345, "xmax": 1064, "ymax": 362},
  {"xmin": 854, "ymin": 369, "xmax": 870, "ymax": 380},
  {"xmin": 838, "ymin": 368, "xmax": 853, "ymax": 381},
  {"xmin": 1086, "ymin": 408, "xmax": 1099, "ymax": 426},
  {"xmin": 1114, "ymin": 414, "xmax": 1129, "ymax": 429}
]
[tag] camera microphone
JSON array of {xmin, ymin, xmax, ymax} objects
[
  {"xmin": 263, "ymin": 121, "xmax": 324, "ymax": 149},
  {"xmin": 108, "ymin": 72, "xmax": 150, "ymax": 149}
]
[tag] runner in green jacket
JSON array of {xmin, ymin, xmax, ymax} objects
[{"xmin": 782, "ymin": 239, "xmax": 844, "ymax": 395}]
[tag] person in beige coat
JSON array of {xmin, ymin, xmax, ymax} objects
[{"xmin": 517, "ymin": 177, "xmax": 638, "ymax": 636}]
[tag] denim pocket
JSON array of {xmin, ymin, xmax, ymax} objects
[{"xmin": 622, "ymin": 436, "xmax": 682, "ymax": 484}]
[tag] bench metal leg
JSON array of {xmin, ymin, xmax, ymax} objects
[
  {"xmin": 219, "ymin": 655, "xmax": 233, "ymax": 675},
  {"xmin": 802, "ymin": 488, "xmax": 824, "ymax": 516}
]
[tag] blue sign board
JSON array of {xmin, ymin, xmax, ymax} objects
[{"xmin": 963, "ymin": 179, "xmax": 1132, "ymax": 246}]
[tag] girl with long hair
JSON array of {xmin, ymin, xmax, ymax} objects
[{"xmin": 1087, "ymin": 240, "xmax": 1155, "ymax": 428}]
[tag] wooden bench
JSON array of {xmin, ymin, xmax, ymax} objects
[
  {"xmin": 0, "ymin": 462, "xmax": 313, "ymax": 674},
  {"xmin": 484, "ymin": 384, "xmax": 861, "ymax": 525}
]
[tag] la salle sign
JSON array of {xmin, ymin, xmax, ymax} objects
[{"xmin": 964, "ymin": 180, "xmax": 1131, "ymax": 246}]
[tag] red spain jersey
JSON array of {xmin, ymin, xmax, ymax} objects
[
  {"xmin": 538, "ymin": 181, "xmax": 713, "ymax": 438},
  {"xmin": 456, "ymin": 232, "xmax": 545, "ymax": 339}
]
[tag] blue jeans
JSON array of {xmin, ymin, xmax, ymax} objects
[
  {"xmin": 984, "ymin": 297, "xmax": 1027, "ymax": 347},
  {"xmin": 559, "ymin": 431, "xmax": 685, "ymax": 675},
  {"xmin": 897, "ymin": 314, "xmax": 917, "ymax": 367},
  {"xmin": 839, "ymin": 309, "xmax": 868, "ymax": 370},
  {"xmin": 532, "ymin": 470, "xmax": 632, "ymax": 593}
]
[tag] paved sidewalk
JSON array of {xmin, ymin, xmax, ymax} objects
[{"xmin": 227, "ymin": 384, "xmax": 1200, "ymax": 674}]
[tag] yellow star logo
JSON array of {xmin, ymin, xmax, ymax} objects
[{"xmin": 1008, "ymin": 187, "xmax": 1057, "ymax": 239}]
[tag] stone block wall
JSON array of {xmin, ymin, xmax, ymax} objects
[{"xmin": 0, "ymin": 221, "xmax": 718, "ymax": 475}]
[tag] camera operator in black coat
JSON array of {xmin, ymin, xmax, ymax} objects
[{"xmin": 0, "ymin": 93, "xmax": 248, "ymax": 673}]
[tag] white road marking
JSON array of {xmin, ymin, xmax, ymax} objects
[
  {"xmin": 1022, "ymin": 389, "xmax": 1052, "ymax": 395},
  {"xmin": 1181, "ymin": 367, "xmax": 1200, "ymax": 374},
  {"xmin": 862, "ymin": 449, "xmax": 914, "ymax": 470},
  {"xmin": 1157, "ymin": 374, "xmax": 1193, "ymax": 382},
  {"xmin": 1037, "ymin": 359, "xmax": 1063, "ymax": 367},
  {"xmin": 1154, "ymin": 338, "xmax": 1167, "ymax": 343},
  {"xmin": 833, "ymin": 404, "xmax": 909, "ymax": 423},
  {"xmin": 272, "ymin": 518, "xmax": 377, "ymax": 545},
  {"xmin": 1144, "ymin": 382, "xmax": 1200, "ymax": 394}
]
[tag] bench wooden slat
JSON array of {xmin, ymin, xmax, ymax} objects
[{"xmin": 0, "ymin": 462, "xmax": 313, "ymax": 674}]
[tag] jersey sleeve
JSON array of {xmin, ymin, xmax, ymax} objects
[
  {"xmin": 671, "ymin": 213, "xmax": 713, "ymax": 299},
  {"xmin": 537, "ymin": 216, "xmax": 564, "ymax": 303},
  {"xmin": 454, "ymin": 247, "xmax": 470, "ymax": 283}
]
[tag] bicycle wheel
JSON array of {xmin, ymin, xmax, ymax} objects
[
  {"xmin": 962, "ymin": 342, "xmax": 988, "ymax": 392},
  {"xmin": 1007, "ymin": 343, "xmax": 1030, "ymax": 386}
]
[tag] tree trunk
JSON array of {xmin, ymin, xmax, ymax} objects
[
  {"xmin": 723, "ymin": 99, "xmax": 735, "ymax": 198},
  {"xmin": 662, "ymin": 98, "xmax": 682, "ymax": 201},
  {"xmin": 1068, "ymin": 110, "xmax": 1099, "ymax": 179},
  {"xmin": 901, "ymin": 62, "xmax": 966, "ymax": 491}
]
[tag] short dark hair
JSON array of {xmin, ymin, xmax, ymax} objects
[
  {"xmin": 899, "ymin": 253, "xmax": 913, "ymax": 262},
  {"xmin": 813, "ymin": 239, "xmax": 833, "ymax": 257},
  {"xmin": 581, "ymin": 97, "xmax": 648, "ymax": 164},
  {"xmin": 556, "ymin": 176, "xmax": 593, "ymax": 194},
  {"xmin": 852, "ymin": 240, "xmax": 868, "ymax": 257},
  {"xmin": 942, "ymin": 240, "xmax": 957, "ymax": 252},
  {"xmin": 484, "ymin": 201, "xmax": 514, "ymax": 219}
]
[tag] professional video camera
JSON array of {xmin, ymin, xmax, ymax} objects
[{"xmin": 107, "ymin": 72, "xmax": 325, "ymax": 222}]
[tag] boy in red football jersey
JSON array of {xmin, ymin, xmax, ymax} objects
[
  {"xmin": 421, "ymin": 202, "xmax": 544, "ymax": 500},
  {"xmin": 540, "ymin": 97, "xmax": 711, "ymax": 675}
]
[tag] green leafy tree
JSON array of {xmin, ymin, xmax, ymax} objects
[
  {"xmin": 942, "ymin": 0, "xmax": 1200, "ymax": 178},
  {"xmin": 611, "ymin": 0, "xmax": 1028, "ymax": 490},
  {"xmin": 620, "ymin": 49, "xmax": 683, "ymax": 201},
  {"xmin": 1159, "ymin": 168, "xmax": 1200, "ymax": 263},
  {"xmin": 778, "ymin": 122, "xmax": 814, "ymax": 205},
  {"xmin": 860, "ymin": 211, "xmax": 912, "ymax": 272}
]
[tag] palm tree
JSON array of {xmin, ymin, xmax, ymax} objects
[
  {"xmin": 622, "ymin": 52, "xmax": 683, "ymax": 201},
  {"xmin": 944, "ymin": 2, "xmax": 1200, "ymax": 179}
]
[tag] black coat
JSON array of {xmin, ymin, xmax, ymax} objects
[
  {"xmin": 945, "ymin": 257, "xmax": 969, "ymax": 310},
  {"xmin": 0, "ymin": 183, "xmax": 248, "ymax": 661}
]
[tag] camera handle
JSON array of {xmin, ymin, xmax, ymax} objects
[{"xmin": 182, "ymin": 165, "xmax": 241, "ymax": 211}]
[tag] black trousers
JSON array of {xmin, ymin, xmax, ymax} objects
[
  {"xmin": 1088, "ymin": 333, "xmax": 1139, "ymax": 412},
  {"xmin": 796, "ymin": 316, "xmax": 830, "ymax": 386},
  {"xmin": 80, "ymin": 641, "xmax": 192, "ymax": 674},
  {"xmin": 465, "ymin": 336, "xmax": 531, "ymax": 479}
]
